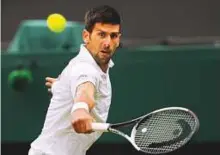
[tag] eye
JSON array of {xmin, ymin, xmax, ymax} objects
[
  {"xmin": 110, "ymin": 33, "xmax": 119, "ymax": 39},
  {"xmin": 98, "ymin": 32, "xmax": 106, "ymax": 38}
]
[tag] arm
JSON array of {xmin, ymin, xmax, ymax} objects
[{"xmin": 71, "ymin": 81, "xmax": 96, "ymax": 134}]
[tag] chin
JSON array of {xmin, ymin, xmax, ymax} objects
[
  {"xmin": 99, "ymin": 59, "xmax": 109, "ymax": 65},
  {"xmin": 104, "ymin": 58, "xmax": 111, "ymax": 63}
]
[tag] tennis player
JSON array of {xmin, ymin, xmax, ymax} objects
[{"xmin": 28, "ymin": 5, "xmax": 121, "ymax": 155}]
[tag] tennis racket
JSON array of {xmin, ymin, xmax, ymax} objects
[{"xmin": 91, "ymin": 107, "xmax": 199, "ymax": 154}]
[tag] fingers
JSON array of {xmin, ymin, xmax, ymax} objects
[
  {"xmin": 72, "ymin": 119, "xmax": 93, "ymax": 134},
  {"xmin": 45, "ymin": 82, "xmax": 53, "ymax": 88},
  {"xmin": 45, "ymin": 82, "xmax": 52, "ymax": 93},
  {"xmin": 47, "ymin": 88, "xmax": 52, "ymax": 93},
  {"xmin": 71, "ymin": 109, "xmax": 94, "ymax": 134},
  {"xmin": 45, "ymin": 77, "xmax": 56, "ymax": 83},
  {"xmin": 86, "ymin": 120, "xmax": 93, "ymax": 133},
  {"xmin": 45, "ymin": 77, "xmax": 56, "ymax": 90}
]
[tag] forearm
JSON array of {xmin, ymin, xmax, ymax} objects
[
  {"xmin": 71, "ymin": 81, "xmax": 96, "ymax": 133},
  {"xmin": 73, "ymin": 82, "xmax": 95, "ymax": 111}
]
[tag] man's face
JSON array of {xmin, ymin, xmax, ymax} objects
[{"xmin": 83, "ymin": 23, "xmax": 121, "ymax": 65}]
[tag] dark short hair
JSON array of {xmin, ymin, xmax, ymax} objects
[{"xmin": 84, "ymin": 5, "xmax": 121, "ymax": 32}]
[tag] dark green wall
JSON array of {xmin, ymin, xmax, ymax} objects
[{"xmin": 2, "ymin": 46, "xmax": 220, "ymax": 143}]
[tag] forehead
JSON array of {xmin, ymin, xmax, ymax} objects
[{"xmin": 93, "ymin": 23, "xmax": 120, "ymax": 33}]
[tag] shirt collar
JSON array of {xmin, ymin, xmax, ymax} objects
[{"xmin": 79, "ymin": 44, "xmax": 114, "ymax": 68}]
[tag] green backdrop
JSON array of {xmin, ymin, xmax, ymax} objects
[{"xmin": 2, "ymin": 45, "xmax": 220, "ymax": 143}]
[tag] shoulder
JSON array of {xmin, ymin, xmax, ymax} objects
[
  {"xmin": 73, "ymin": 61, "xmax": 98, "ymax": 74},
  {"xmin": 65, "ymin": 60, "xmax": 100, "ymax": 82},
  {"xmin": 69, "ymin": 62, "xmax": 100, "ymax": 89}
]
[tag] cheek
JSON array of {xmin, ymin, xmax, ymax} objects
[
  {"xmin": 93, "ymin": 39, "xmax": 102, "ymax": 48},
  {"xmin": 112, "ymin": 41, "xmax": 119, "ymax": 49},
  {"xmin": 90, "ymin": 39, "xmax": 99, "ymax": 49},
  {"xmin": 113, "ymin": 38, "xmax": 120, "ymax": 46}
]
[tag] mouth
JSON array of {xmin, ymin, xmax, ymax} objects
[
  {"xmin": 100, "ymin": 50, "xmax": 111, "ymax": 56},
  {"xmin": 100, "ymin": 50, "xmax": 111, "ymax": 60},
  {"xmin": 101, "ymin": 50, "xmax": 110, "ymax": 54}
]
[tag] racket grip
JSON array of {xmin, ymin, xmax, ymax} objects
[{"xmin": 91, "ymin": 123, "xmax": 110, "ymax": 132}]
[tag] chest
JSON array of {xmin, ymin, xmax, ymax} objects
[{"xmin": 95, "ymin": 74, "xmax": 112, "ymax": 100}]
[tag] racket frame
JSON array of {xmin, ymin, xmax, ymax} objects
[
  {"xmin": 91, "ymin": 107, "xmax": 200, "ymax": 153},
  {"xmin": 130, "ymin": 107, "xmax": 200, "ymax": 153}
]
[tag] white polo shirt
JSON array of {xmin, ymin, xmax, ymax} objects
[{"xmin": 30, "ymin": 45, "xmax": 114, "ymax": 155}]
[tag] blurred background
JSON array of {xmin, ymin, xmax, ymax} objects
[{"xmin": 1, "ymin": 0, "xmax": 220, "ymax": 155}]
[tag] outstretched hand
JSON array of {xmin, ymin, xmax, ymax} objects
[
  {"xmin": 45, "ymin": 77, "xmax": 57, "ymax": 92},
  {"xmin": 71, "ymin": 109, "xmax": 95, "ymax": 134}
]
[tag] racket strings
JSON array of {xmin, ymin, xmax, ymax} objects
[
  {"xmin": 133, "ymin": 110, "xmax": 197, "ymax": 154},
  {"xmin": 136, "ymin": 116, "xmax": 178, "ymax": 152},
  {"xmin": 138, "ymin": 115, "xmax": 181, "ymax": 146}
]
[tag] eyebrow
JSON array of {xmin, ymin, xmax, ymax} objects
[{"xmin": 96, "ymin": 29, "xmax": 121, "ymax": 34}]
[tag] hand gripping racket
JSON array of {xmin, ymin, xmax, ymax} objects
[{"xmin": 91, "ymin": 107, "xmax": 199, "ymax": 154}]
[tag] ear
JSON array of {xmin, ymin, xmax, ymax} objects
[
  {"xmin": 116, "ymin": 42, "xmax": 120, "ymax": 48},
  {"xmin": 116, "ymin": 42, "xmax": 121, "ymax": 48},
  {"xmin": 82, "ymin": 29, "xmax": 90, "ymax": 44}
]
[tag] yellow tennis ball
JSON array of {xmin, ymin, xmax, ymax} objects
[{"xmin": 47, "ymin": 13, "xmax": 67, "ymax": 33}]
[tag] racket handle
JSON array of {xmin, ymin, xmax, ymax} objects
[{"xmin": 91, "ymin": 123, "xmax": 110, "ymax": 132}]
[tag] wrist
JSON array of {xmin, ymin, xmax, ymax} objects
[{"xmin": 71, "ymin": 102, "xmax": 89, "ymax": 113}]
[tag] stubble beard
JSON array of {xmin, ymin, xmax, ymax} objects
[{"xmin": 94, "ymin": 54, "xmax": 111, "ymax": 66}]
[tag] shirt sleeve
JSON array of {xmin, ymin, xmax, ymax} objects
[{"xmin": 70, "ymin": 63, "xmax": 99, "ymax": 97}]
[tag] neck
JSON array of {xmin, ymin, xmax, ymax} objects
[{"xmin": 99, "ymin": 64, "xmax": 108, "ymax": 73}]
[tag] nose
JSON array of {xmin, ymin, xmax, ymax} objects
[{"xmin": 103, "ymin": 36, "xmax": 111, "ymax": 48}]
